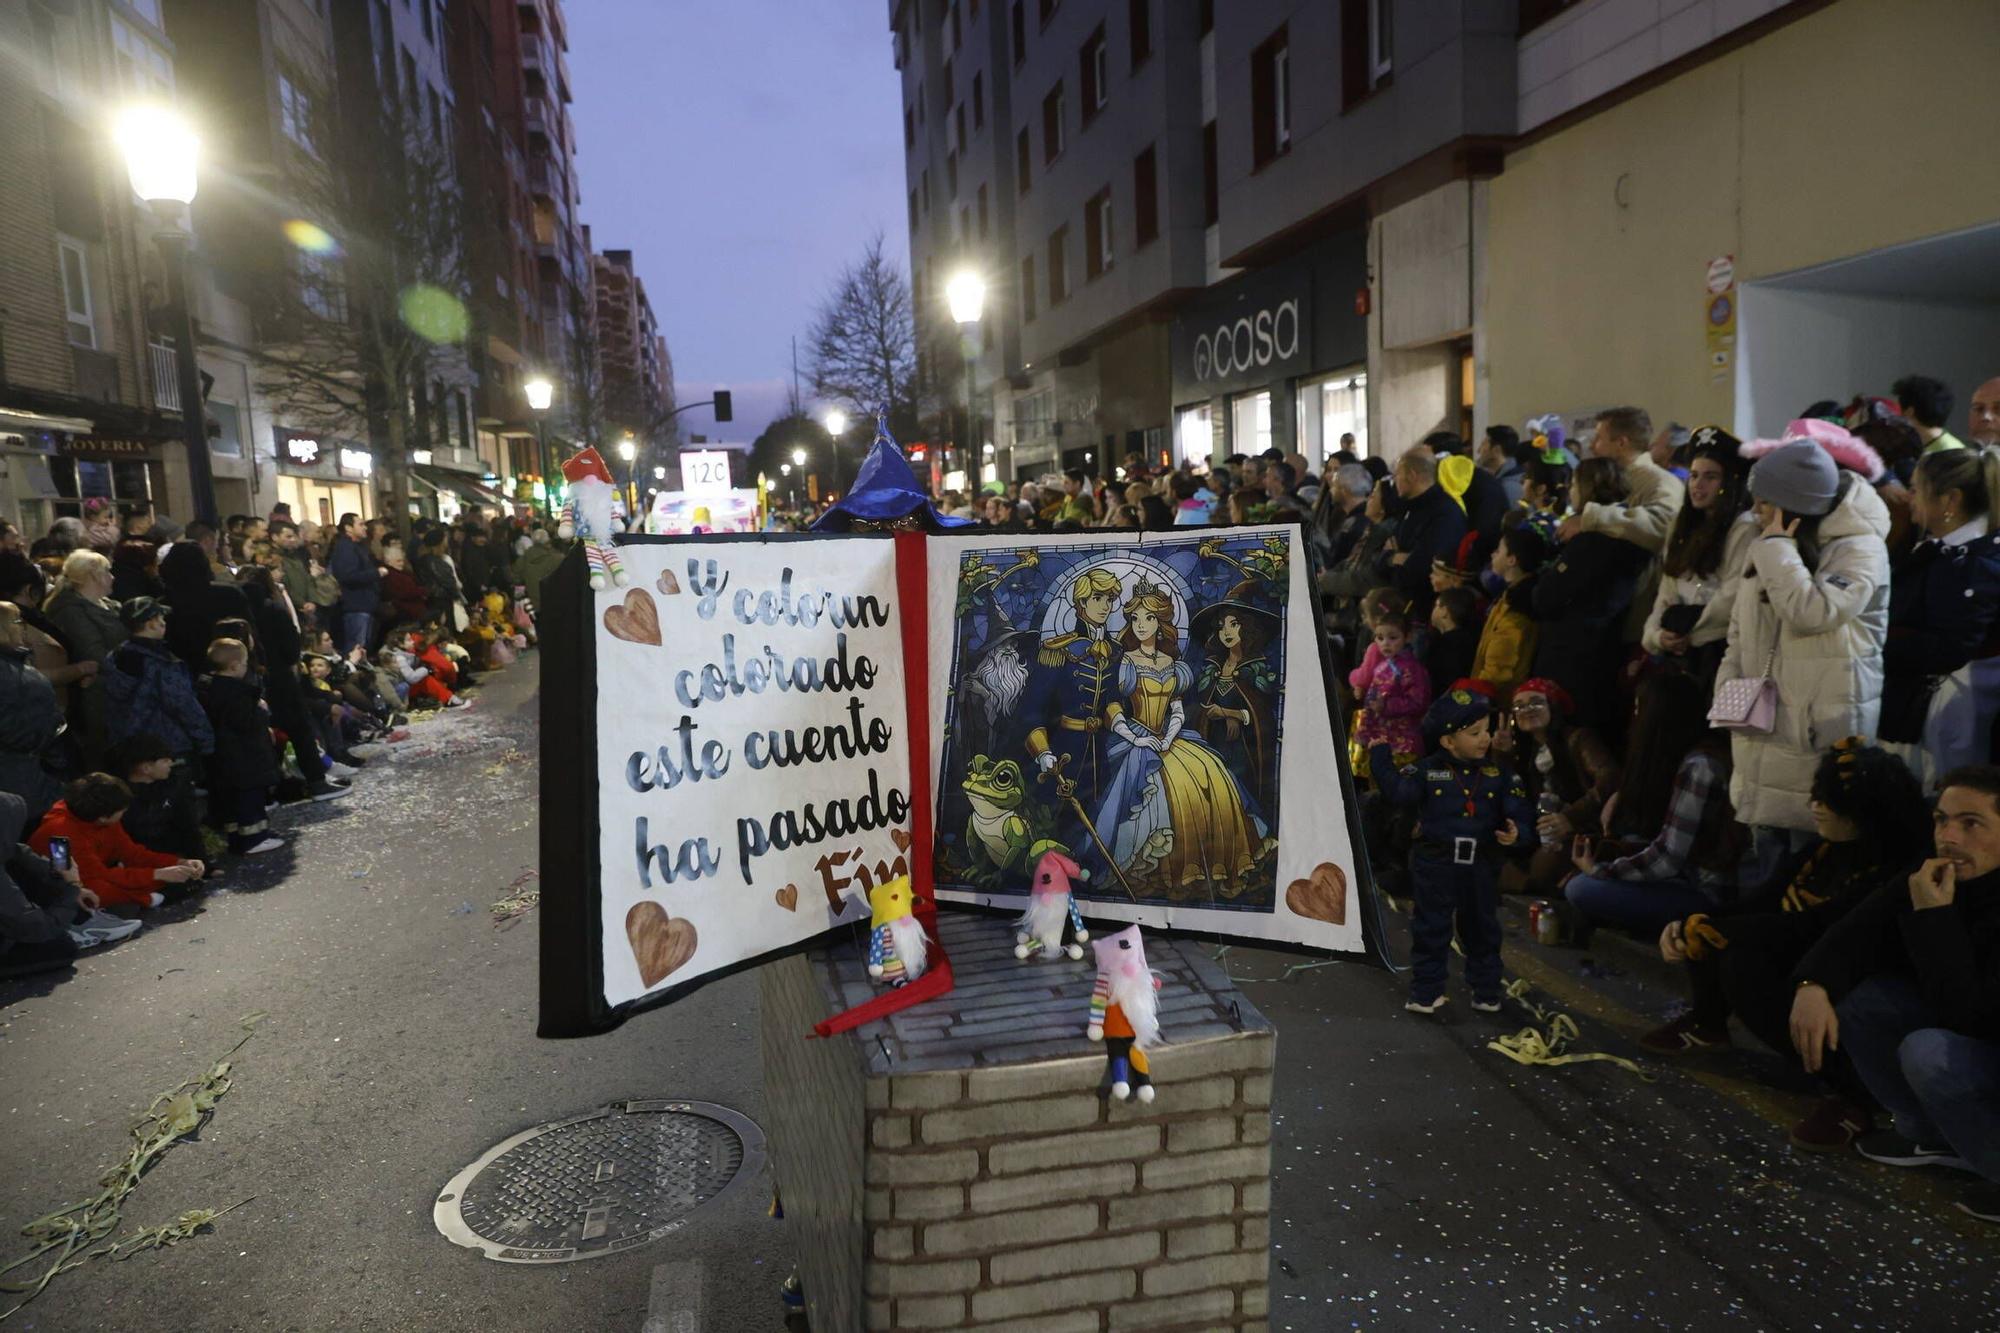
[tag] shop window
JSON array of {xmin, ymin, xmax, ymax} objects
[
  {"xmin": 1232, "ymin": 391, "xmax": 1272, "ymax": 458},
  {"xmin": 47, "ymin": 455, "xmax": 154, "ymax": 522},
  {"xmin": 1176, "ymin": 403, "xmax": 1214, "ymax": 469},
  {"xmin": 1133, "ymin": 144, "xmax": 1158, "ymax": 247},
  {"xmin": 1129, "ymin": 0, "xmax": 1151, "ymax": 69},
  {"xmin": 1251, "ymin": 25, "xmax": 1290, "ymax": 168},
  {"xmin": 1084, "ymin": 187, "xmax": 1113, "ymax": 281},
  {"xmin": 1042, "ymin": 81, "xmax": 1065, "ymax": 164},
  {"xmin": 1079, "ymin": 25, "xmax": 1107, "ymax": 123}
]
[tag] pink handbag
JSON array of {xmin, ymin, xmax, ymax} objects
[{"xmin": 1709, "ymin": 643, "xmax": 1778, "ymax": 733}]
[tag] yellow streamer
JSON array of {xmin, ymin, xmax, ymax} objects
[{"xmin": 1484, "ymin": 979, "xmax": 1651, "ymax": 1079}]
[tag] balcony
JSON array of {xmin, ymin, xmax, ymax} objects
[{"xmin": 147, "ymin": 341, "xmax": 179, "ymax": 411}]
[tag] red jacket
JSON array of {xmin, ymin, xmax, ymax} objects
[
  {"xmin": 30, "ymin": 800, "xmax": 179, "ymax": 909},
  {"xmin": 417, "ymin": 643, "xmax": 458, "ymax": 687}
]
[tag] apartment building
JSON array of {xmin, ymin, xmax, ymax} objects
[
  {"xmin": 516, "ymin": 0, "xmax": 594, "ymax": 436},
  {"xmin": 590, "ymin": 249, "xmax": 674, "ymax": 470},
  {"xmin": 0, "ymin": 0, "xmax": 205, "ymax": 532}
]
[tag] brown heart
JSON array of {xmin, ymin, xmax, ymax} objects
[
  {"xmin": 625, "ymin": 902, "xmax": 698, "ymax": 987},
  {"xmin": 657, "ymin": 569, "xmax": 681, "ymax": 595},
  {"xmin": 890, "ymin": 828, "xmax": 913, "ymax": 853},
  {"xmin": 1285, "ymin": 862, "xmax": 1349, "ymax": 925},
  {"xmin": 775, "ymin": 884, "xmax": 798, "ymax": 912},
  {"xmin": 603, "ymin": 588, "xmax": 661, "ymax": 646}
]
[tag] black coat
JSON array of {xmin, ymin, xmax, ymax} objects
[
  {"xmin": 1531, "ymin": 532, "xmax": 1647, "ymax": 729},
  {"xmin": 1390, "ymin": 485, "xmax": 1469, "ymax": 612},
  {"xmin": 0, "ymin": 646, "xmax": 62, "ymax": 824},
  {"xmin": 1463, "ymin": 465, "xmax": 1510, "ymax": 543},
  {"xmin": 1794, "ymin": 866, "xmax": 2000, "ymax": 1041},
  {"xmin": 198, "ymin": 672, "xmax": 281, "ymax": 790},
  {"xmin": 1880, "ymin": 531, "xmax": 2000, "ymax": 742},
  {"xmin": 0, "ymin": 792, "xmax": 79, "ymax": 948}
]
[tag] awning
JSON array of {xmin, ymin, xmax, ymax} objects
[
  {"xmin": 414, "ymin": 465, "xmax": 506, "ymax": 506},
  {"xmin": 0, "ymin": 407, "xmax": 95, "ymax": 435}
]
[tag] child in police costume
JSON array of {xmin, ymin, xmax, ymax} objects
[{"xmin": 1370, "ymin": 685, "xmax": 1533, "ymax": 1014}]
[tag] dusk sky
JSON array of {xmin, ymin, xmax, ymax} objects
[{"xmin": 566, "ymin": 1, "xmax": 908, "ymax": 448}]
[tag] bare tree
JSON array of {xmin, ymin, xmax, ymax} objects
[
  {"xmin": 217, "ymin": 90, "xmax": 470, "ymax": 527},
  {"xmin": 806, "ymin": 231, "xmax": 918, "ymax": 433}
]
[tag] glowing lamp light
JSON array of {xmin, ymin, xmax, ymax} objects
[
  {"xmin": 791, "ymin": 447, "xmax": 808, "ymax": 468},
  {"xmin": 523, "ymin": 376, "xmax": 554, "ymax": 412},
  {"xmin": 823, "ymin": 409, "xmax": 846, "ymax": 437},
  {"xmin": 781, "ymin": 463, "xmax": 792, "ymax": 476},
  {"xmin": 617, "ymin": 438, "xmax": 636, "ymax": 462},
  {"xmin": 116, "ymin": 104, "xmax": 199, "ymax": 204},
  {"xmin": 652, "ymin": 465, "xmax": 666, "ymax": 480},
  {"xmin": 946, "ymin": 270, "xmax": 986, "ymax": 324}
]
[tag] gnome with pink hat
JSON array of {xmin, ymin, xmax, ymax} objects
[
  {"xmin": 556, "ymin": 447, "xmax": 628, "ymax": 590},
  {"xmin": 1015, "ymin": 848, "xmax": 1090, "ymax": 961}
]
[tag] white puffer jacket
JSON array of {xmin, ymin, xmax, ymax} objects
[{"xmin": 1717, "ymin": 475, "xmax": 1891, "ymax": 831}]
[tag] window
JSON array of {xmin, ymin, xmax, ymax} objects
[
  {"xmin": 1084, "ymin": 187, "xmax": 1113, "ymax": 280},
  {"xmin": 1198, "ymin": 0, "xmax": 1214, "ymax": 36},
  {"xmin": 56, "ymin": 237, "xmax": 94, "ymax": 348},
  {"xmin": 946, "ymin": 150, "xmax": 958, "ymax": 196},
  {"xmin": 942, "ymin": 56, "xmax": 954, "ymax": 107},
  {"xmin": 973, "ymin": 71, "xmax": 985, "ymax": 131},
  {"xmin": 1041, "ymin": 82, "xmax": 1065, "ymax": 164},
  {"xmin": 401, "ymin": 49, "xmax": 419, "ymax": 106},
  {"xmin": 1020, "ymin": 254, "xmax": 1037, "ymax": 322},
  {"xmin": 297, "ymin": 250, "xmax": 348, "ymax": 322},
  {"xmin": 1201, "ymin": 121, "xmax": 1218, "ymax": 225},
  {"xmin": 209, "ymin": 401, "xmax": 244, "ymax": 459},
  {"xmin": 922, "ymin": 168, "xmax": 932, "ymax": 214},
  {"xmin": 955, "ymin": 103, "xmax": 966, "ymax": 152},
  {"xmin": 1252, "ymin": 26, "xmax": 1291, "ymax": 167},
  {"xmin": 1016, "ymin": 127, "xmax": 1031, "ymax": 194},
  {"xmin": 125, "ymin": 0, "xmax": 165, "ymax": 24},
  {"xmin": 909, "ymin": 188, "xmax": 920, "ymax": 231},
  {"xmin": 959, "ymin": 207, "xmax": 971, "ymax": 244},
  {"xmin": 1039, "ymin": 0, "xmax": 1058, "ymax": 26},
  {"xmin": 950, "ymin": 0, "xmax": 962, "ymax": 50},
  {"xmin": 1047, "ymin": 225, "xmax": 1069, "ymax": 306},
  {"xmin": 1133, "ymin": 144, "xmax": 1158, "ymax": 247},
  {"xmin": 420, "ymin": 0, "xmax": 434, "ymax": 42},
  {"xmin": 1342, "ymin": 0, "xmax": 1393, "ymax": 105},
  {"xmin": 1079, "ymin": 25, "xmax": 1107, "ymax": 122},
  {"xmin": 904, "ymin": 104, "xmax": 915, "ymax": 148},
  {"xmin": 109, "ymin": 15, "xmax": 174, "ymax": 96},
  {"xmin": 917, "ymin": 80, "xmax": 925, "ymax": 126},
  {"xmin": 1129, "ymin": 0, "xmax": 1152, "ymax": 68},
  {"xmin": 1011, "ymin": 0, "xmax": 1027, "ymax": 64},
  {"xmin": 278, "ymin": 71, "xmax": 317, "ymax": 153},
  {"xmin": 977, "ymin": 183, "xmax": 990, "ymax": 239}
]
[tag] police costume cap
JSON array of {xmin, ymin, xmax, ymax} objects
[
  {"xmin": 1424, "ymin": 686, "xmax": 1491, "ymax": 738},
  {"xmin": 119, "ymin": 594, "xmax": 170, "ymax": 627},
  {"xmin": 810, "ymin": 414, "xmax": 974, "ymax": 533},
  {"xmin": 1189, "ymin": 579, "xmax": 1280, "ymax": 648}
]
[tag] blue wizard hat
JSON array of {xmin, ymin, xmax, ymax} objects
[{"xmin": 810, "ymin": 412, "xmax": 973, "ymax": 533}]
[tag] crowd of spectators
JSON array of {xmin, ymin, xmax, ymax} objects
[
  {"xmin": 1311, "ymin": 372, "xmax": 2000, "ymax": 1224},
  {"xmin": 0, "ymin": 500, "xmax": 553, "ymax": 979}
]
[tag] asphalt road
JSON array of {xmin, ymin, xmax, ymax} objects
[{"xmin": 3, "ymin": 653, "xmax": 1990, "ymax": 1332}]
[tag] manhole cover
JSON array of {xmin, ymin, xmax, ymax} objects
[{"xmin": 434, "ymin": 1100, "xmax": 765, "ymax": 1264}]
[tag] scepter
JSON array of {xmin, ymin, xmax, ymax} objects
[{"xmin": 1037, "ymin": 753, "xmax": 1139, "ymax": 903}]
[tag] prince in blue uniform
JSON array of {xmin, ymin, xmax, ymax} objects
[
  {"xmin": 1022, "ymin": 568, "xmax": 1125, "ymax": 854},
  {"xmin": 1370, "ymin": 686, "xmax": 1533, "ymax": 1014}
]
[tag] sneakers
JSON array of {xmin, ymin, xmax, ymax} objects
[
  {"xmin": 1405, "ymin": 994, "xmax": 1449, "ymax": 1015},
  {"xmin": 1470, "ymin": 996, "xmax": 1503, "ymax": 1014},
  {"xmin": 445, "ymin": 696, "xmax": 470, "ymax": 709},
  {"xmin": 69, "ymin": 910, "xmax": 142, "ymax": 948},
  {"xmin": 1639, "ymin": 1013, "xmax": 1730, "ymax": 1056},
  {"xmin": 326, "ymin": 760, "xmax": 360, "ymax": 779},
  {"xmin": 1788, "ymin": 1096, "xmax": 1872, "ymax": 1154},
  {"xmin": 385, "ymin": 728, "xmax": 412, "ymax": 743},
  {"xmin": 1957, "ymin": 1184, "xmax": 2000, "ymax": 1224},
  {"xmin": 304, "ymin": 782, "xmax": 352, "ymax": 802},
  {"xmin": 241, "ymin": 835, "xmax": 286, "ymax": 855},
  {"xmin": 1853, "ymin": 1129, "xmax": 1977, "ymax": 1173}
]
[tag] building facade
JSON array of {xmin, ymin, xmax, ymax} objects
[
  {"xmin": 0, "ymin": 0, "xmax": 202, "ymax": 534},
  {"xmin": 516, "ymin": 0, "xmax": 594, "ymax": 446},
  {"xmin": 591, "ymin": 248, "xmax": 675, "ymax": 480}
]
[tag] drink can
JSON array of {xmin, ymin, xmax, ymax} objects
[{"xmin": 1535, "ymin": 903, "xmax": 1563, "ymax": 946}]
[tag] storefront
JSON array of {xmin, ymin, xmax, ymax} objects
[
  {"xmin": 413, "ymin": 464, "xmax": 509, "ymax": 523},
  {"xmin": 271, "ymin": 426, "xmax": 373, "ymax": 529},
  {"xmin": 1167, "ymin": 227, "xmax": 1368, "ymax": 471},
  {"xmin": 0, "ymin": 423, "xmax": 168, "ymax": 535}
]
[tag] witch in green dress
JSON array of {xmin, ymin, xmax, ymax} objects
[{"xmin": 1192, "ymin": 596, "xmax": 1280, "ymax": 812}]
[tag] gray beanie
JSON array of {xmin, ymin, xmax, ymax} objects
[{"xmin": 1748, "ymin": 439, "xmax": 1840, "ymax": 517}]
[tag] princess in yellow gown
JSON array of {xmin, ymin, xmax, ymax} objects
[{"xmin": 1094, "ymin": 581, "xmax": 1270, "ymax": 898}]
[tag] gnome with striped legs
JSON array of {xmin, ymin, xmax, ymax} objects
[
  {"xmin": 556, "ymin": 446, "xmax": 628, "ymax": 590},
  {"xmin": 1087, "ymin": 925, "xmax": 1162, "ymax": 1103},
  {"xmin": 866, "ymin": 876, "xmax": 930, "ymax": 987}
]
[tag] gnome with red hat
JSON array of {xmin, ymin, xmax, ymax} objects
[{"xmin": 556, "ymin": 447, "xmax": 627, "ymax": 589}]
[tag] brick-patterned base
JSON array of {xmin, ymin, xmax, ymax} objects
[{"xmin": 759, "ymin": 912, "xmax": 1275, "ymax": 1332}]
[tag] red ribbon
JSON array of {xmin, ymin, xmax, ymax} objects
[{"xmin": 812, "ymin": 531, "xmax": 954, "ymax": 1037}]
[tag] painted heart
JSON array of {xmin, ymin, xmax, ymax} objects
[
  {"xmin": 603, "ymin": 588, "xmax": 661, "ymax": 646},
  {"xmin": 1285, "ymin": 862, "xmax": 1348, "ymax": 925},
  {"xmin": 625, "ymin": 902, "xmax": 697, "ymax": 987},
  {"xmin": 775, "ymin": 884, "xmax": 798, "ymax": 912},
  {"xmin": 890, "ymin": 828, "xmax": 913, "ymax": 853},
  {"xmin": 657, "ymin": 569, "xmax": 681, "ymax": 595}
]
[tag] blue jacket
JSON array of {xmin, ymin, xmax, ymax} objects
[
  {"xmin": 102, "ymin": 637, "xmax": 214, "ymax": 757},
  {"xmin": 329, "ymin": 534, "xmax": 380, "ymax": 613},
  {"xmin": 1370, "ymin": 743, "xmax": 1533, "ymax": 855}
]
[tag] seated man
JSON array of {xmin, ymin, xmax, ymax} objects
[
  {"xmin": 1788, "ymin": 766, "xmax": 2000, "ymax": 1223},
  {"xmin": 0, "ymin": 792, "xmax": 135, "ymax": 977},
  {"xmin": 30, "ymin": 774, "xmax": 204, "ymax": 912},
  {"xmin": 104, "ymin": 733, "xmax": 206, "ymax": 862}
]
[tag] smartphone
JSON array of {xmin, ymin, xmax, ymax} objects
[{"xmin": 47, "ymin": 836, "xmax": 72, "ymax": 874}]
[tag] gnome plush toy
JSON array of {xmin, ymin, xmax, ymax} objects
[
  {"xmin": 557, "ymin": 447, "xmax": 627, "ymax": 590},
  {"xmin": 1015, "ymin": 849, "xmax": 1090, "ymax": 961},
  {"xmin": 865, "ymin": 876, "xmax": 930, "ymax": 987},
  {"xmin": 1087, "ymin": 925, "xmax": 1162, "ymax": 1103}
]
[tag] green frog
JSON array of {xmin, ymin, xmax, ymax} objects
[{"xmin": 961, "ymin": 754, "xmax": 1061, "ymax": 885}]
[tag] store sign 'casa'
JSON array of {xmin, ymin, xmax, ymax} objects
[{"xmin": 284, "ymin": 435, "xmax": 323, "ymax": 465}]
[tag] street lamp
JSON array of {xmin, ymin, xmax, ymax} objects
[
  {"xmin": 617, "ymin": 435, "xmax": 638, "ymax": 519},
  {"xmin": 946, "ymin": 269, "xmax": 987, "ymax": 481},
  {"xmin": 116, "ymin": 104, "xmax": 217, "ymax": 527},
  {"xmin": 818, "ymin": 411, "xmax": 848, "ymax": 497},
  {"xmin": 523, "ymin": 375, "xmax": 555, "ymax": 519}
]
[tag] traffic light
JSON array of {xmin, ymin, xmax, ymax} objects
[{"xmin": 713, "ymin": 389, "xmax": 733, "ymax": 423}]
